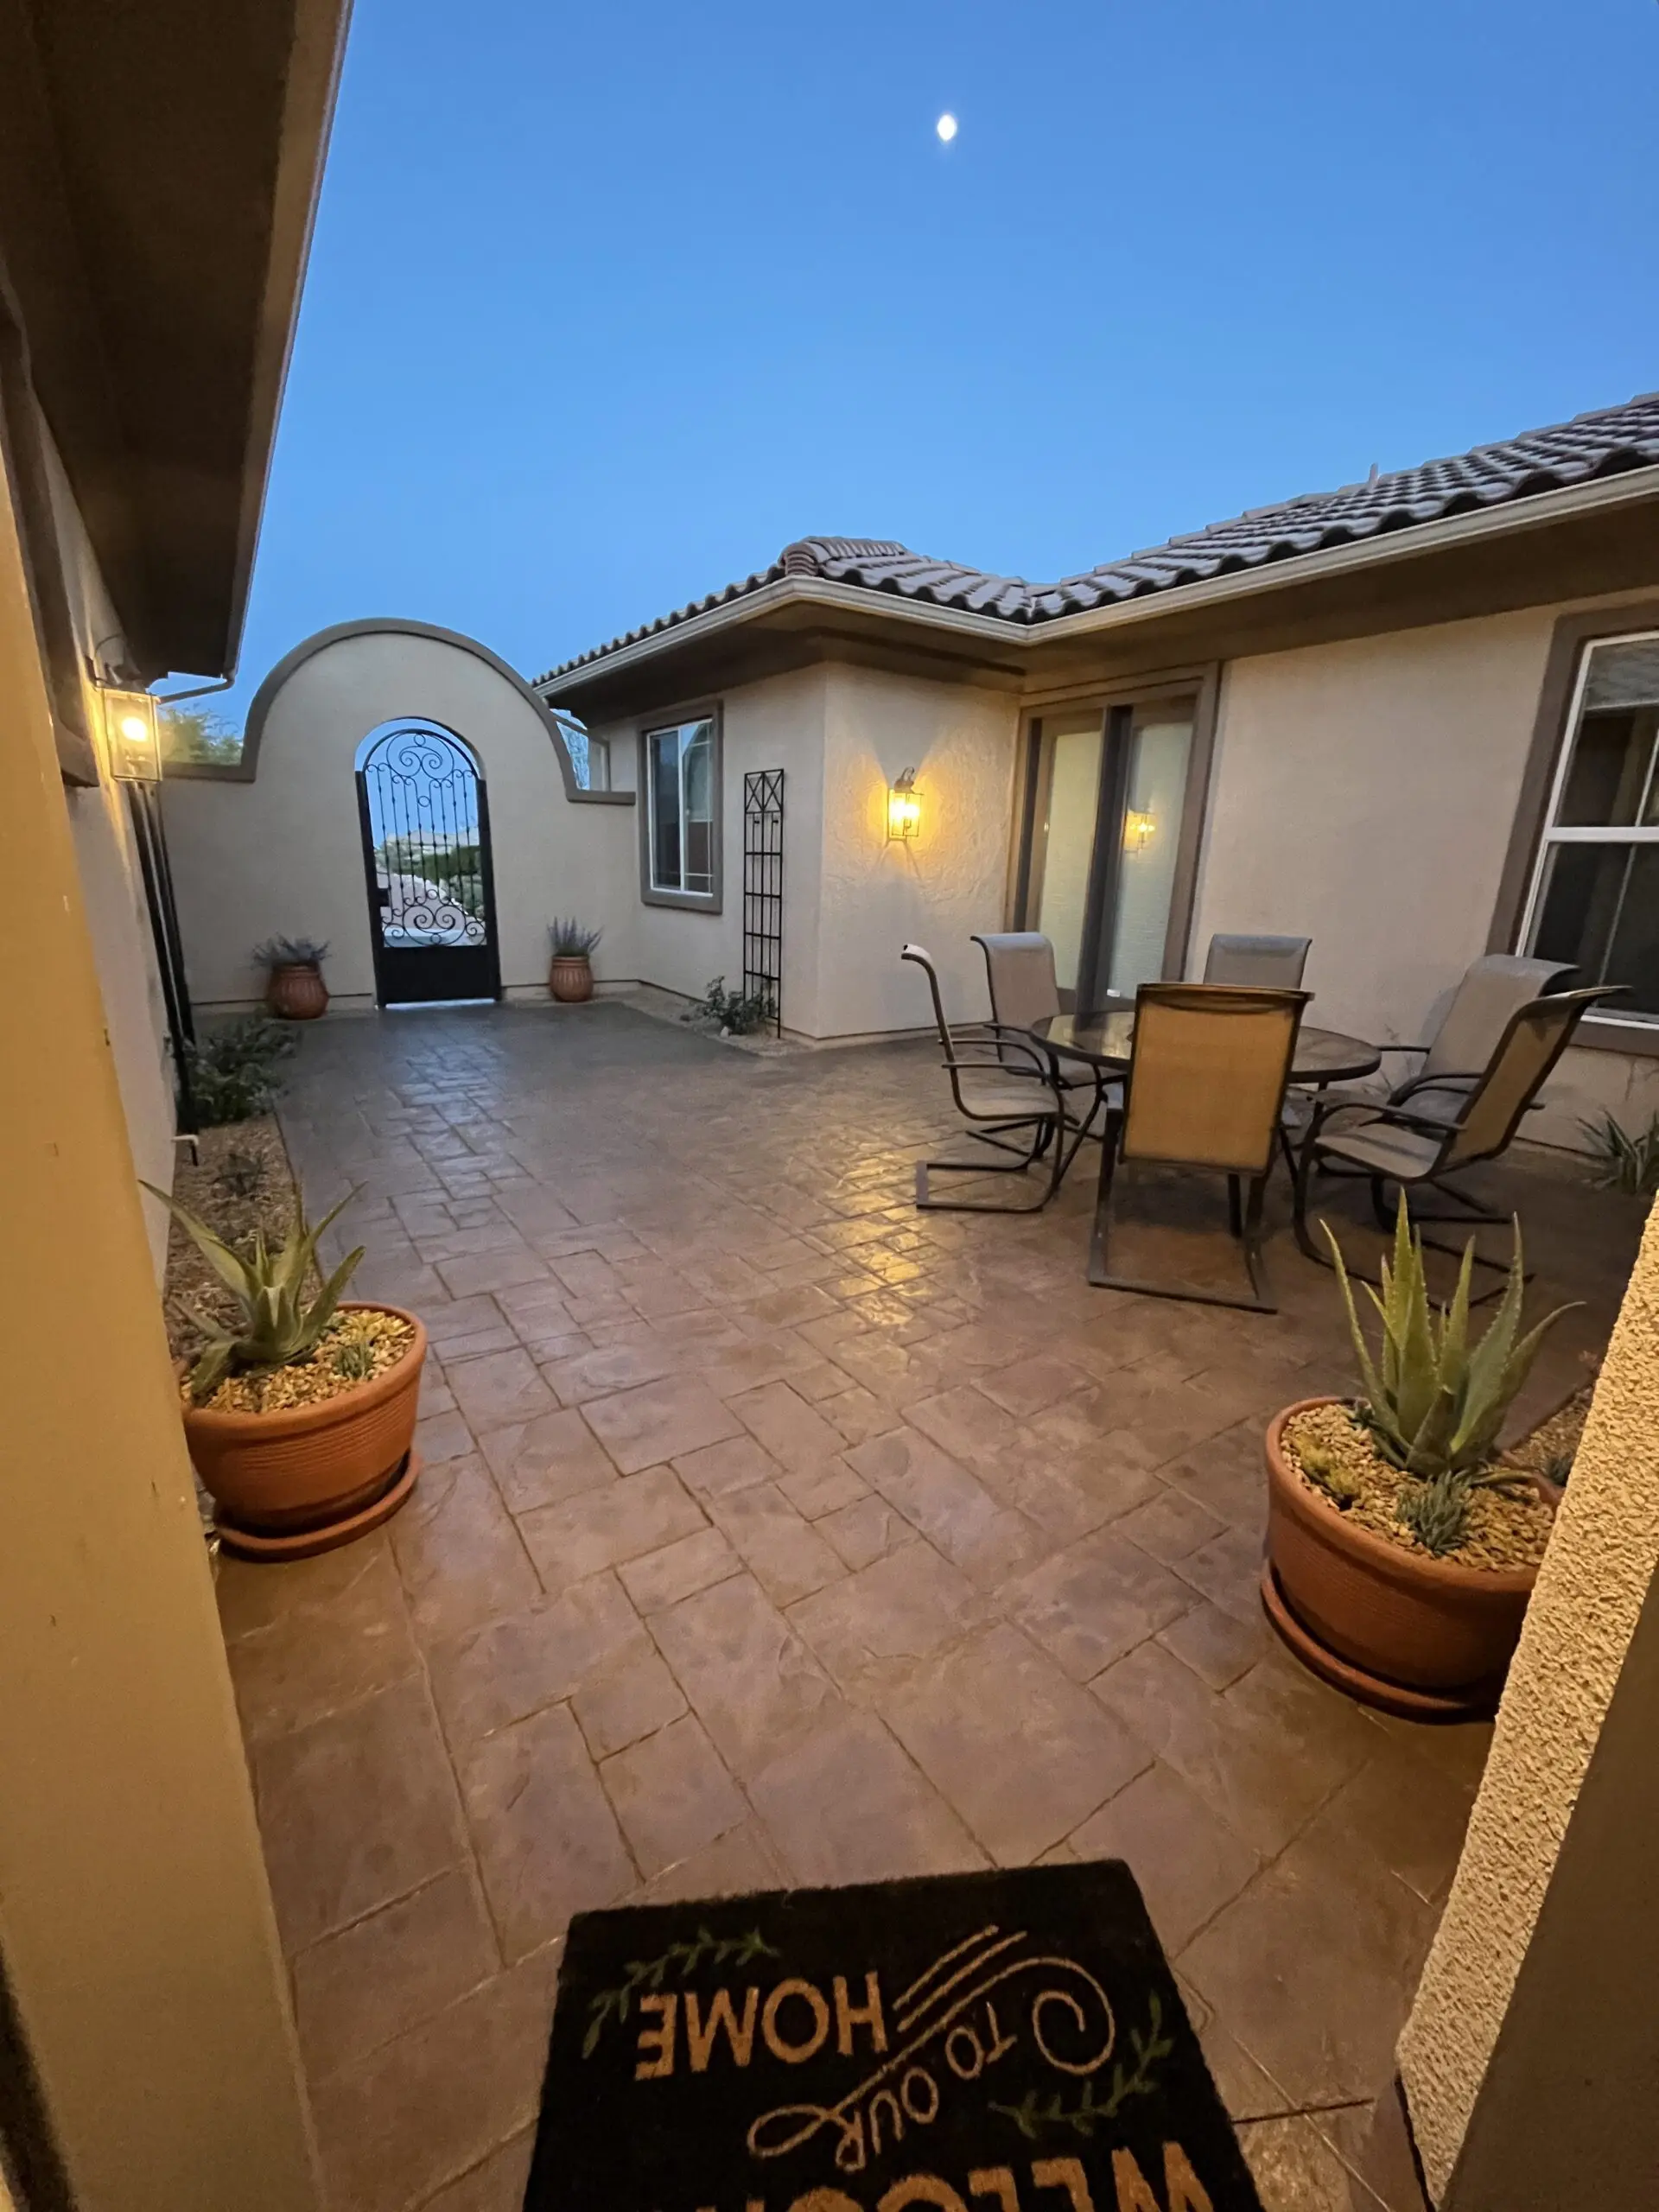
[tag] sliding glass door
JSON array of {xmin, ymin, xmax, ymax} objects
[{"xmin": 1016, "ymin": 691, "xmax": 1203, "ymax": 1009}]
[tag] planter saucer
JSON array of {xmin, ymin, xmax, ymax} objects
[
  {"xmin": 1260, "ymin": 1562, "xmax": 1501, "ymax": 1722},
  {"xmin": 217, "ymin": 1451, "xmax": 422, "ymax": 1563}
]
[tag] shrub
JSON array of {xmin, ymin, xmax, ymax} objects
[
  {"xmin": 681, "ymin": 976, "xmax": 775, "ymax": 1037},
  {"xmin": 185, "ymin": 1016, "xmax": 296, "ymax": 1127},
  {"xmin": 1577, "ymin": 1109, "xmax": 1659, "ymax": 1196}
]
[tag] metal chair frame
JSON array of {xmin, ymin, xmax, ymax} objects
[
  {"xmin": 1292, "ymin": 984, "xmax": 1623, "ymax": 1297},
  {"xmin": 1090, "ymin": 982, "xmax": 1310, "ymax": 1313},
  {"xmin": 903, "ymin": 944, "xmax": 1104, "ymax": 1212}
]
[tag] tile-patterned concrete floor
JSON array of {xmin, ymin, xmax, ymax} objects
[{"xmin": 213, "ymin": 1003, "xmax": 1643, "ymax": 2212}]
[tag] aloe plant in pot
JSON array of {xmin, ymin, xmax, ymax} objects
[
  {"xmin": 146, "ymin": 1177, "xmax": 426, "ymax": 1559},
  {"xmin": 1262, "ymin": 1197, "xmax": 1572, "ymax": 1717}
]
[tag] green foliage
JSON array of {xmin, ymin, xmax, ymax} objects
[
  {"xmin": 1541, "ymin": 1449, "xmax": 1575, "ymax": 1489},
  {"xmin": 1325, "ymin": 1197, "xmax": 1573, "ymax": 1554},
  {"xmin": 548, "ymin": 915, "xmax": 603, "ymax": 958},
  {"xmin": 159, "ymin": 704, "xmax": 244, "ymax": 766},
  {"xmin": 142, "ymin": 1178, "xmax": 364, "ymax": 1402},
  {"xmin": 681, "ymin": 975, "xmax": 775, "ymax": 1036},
  {"xmin": 1577, "ymin": 1109, "xmax": 1659, "ymax": 1196},
  {"xmin": 333, "ymin": 1338, "xmax": 377, "ymax": 1382},
  {"xmin": 252, "ymin": 936, "xmax": 330, "ymax": 968},
  {"xmin": 185, "ymin": 1017, "xmax": 296, "ymax": 1127},
  {"xmin": 1297, "ymin": 1440, "xmax": 1361, "ymax": 1508}
]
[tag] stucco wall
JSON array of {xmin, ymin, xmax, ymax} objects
[
  {"xmin": 1397, "ymin": 1193, "xmax": 1659, "ymax": 2200},
  {"xmin": 1189, "ymin": 606, "xmax": 1656, "ymax": 1149},
  {"xmin": 817, "ymin": 664, "xmax": 1020, "ymax": 1039},
  {"xmin": 41, "ymin": 430, "xmax": 177, "ymax": 1272},
  {"xmin": 596, "ymin": 667, "xmax": 830, "ymax": 1031},
  {"xmin": 593, "ymin": 664, "xmax": 1019, "ymax": 1041},
  {"xmin": 164, "ymin": 630, "xmax": 640, "ymax": 1008}
]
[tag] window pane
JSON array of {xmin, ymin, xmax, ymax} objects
[
  {"xmin": 1556, "ymin": 708, "xmax": 1658, "ymax": 827},
  {"xmin": 682, "ymin": 721, "xmax": 714, "ymax": 893},
  {"xmin": 1037, "ymin": 722, "xmax": 1103, "ymax": 992},
  {"xmin": 1529, "ymin": 840, "xmax": 1659, "ymax": 1013},
  {"xmin": 1107, "ymin": 711, "xmax": 1193, "ymax": 997},
  {"xmin": 649, "ymin": 728, "xmax": 682, "ymax": 889},
  {"xmin": 1584, "ymin": 637, "xmax": 1659, "ymax": 713}
]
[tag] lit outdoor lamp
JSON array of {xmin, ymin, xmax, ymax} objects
[
  {"xmin": 887, "ymin": 767, "xmax": 921, "ymax": 842},
  {"xmin": 100, "ymin": 686, "xmax": 162, "ymax": 782},
  {"xmin": 1124, "ymin": 807, "xmax": 1156, "ymax": 854}
]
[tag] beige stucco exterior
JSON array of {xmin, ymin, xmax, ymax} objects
[
  {"xmin": 40, "ymin": 429, "xmax": 181, "ymax": 1270},
  {"xmin": 2, "ymin": 413, "xmax": 321, "ymax": 2211},
  {"xmin": 1189, "ymin": 600, "xmax": 1659, "ymax": 1147},
  {"xmin": 1396, "ymin": 1192, "xmax": 1659, "ymax": 2199},
  {"xmin": 164, "ymin": 627, "xmax": 640, "ymax": 1009}
]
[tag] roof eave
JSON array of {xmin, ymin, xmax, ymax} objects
[{"xmin": 539, "ymin": 463, "xmax": 1659, "ymax": 708}]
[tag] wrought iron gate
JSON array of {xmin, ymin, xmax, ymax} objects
[
  {"xmin": 742, "ymin": 768, "xmax": 784, "ymax": 1035},
  {"xmin": 355, "ymin": 722, "xmax": 500, "ymax": 1006}
]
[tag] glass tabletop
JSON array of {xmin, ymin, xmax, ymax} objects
[{"xmin": 1032, "ymin": 1004, "xmax": 1382, "ymax": 1086}]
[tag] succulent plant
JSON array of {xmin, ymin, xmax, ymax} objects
[
  {"xmin": 252, "ymin": 936, "xmax": 331, "ymax": 968},
  {"xmin": 1325, "ymin": 1196, "xmax": 1574, "ymax": 1554},
  {"xmin": 333, "ymin": 1338, "xmax": 377, "ymax": 1382},
  {"xmin": 143, "ymin": 1178, "xmax": 364, "ymax": 1402},
  {"xmin": 1296, "ymin": 1440, "xmax": 1361, "ymax": 1508},
  {"xmin": 1576, "ymin": 1108, "xmax": 1659, "ymax": 1195},
  {"xmin": 548, "ymin": 917, "xmax": 603, "ymax": 957}
]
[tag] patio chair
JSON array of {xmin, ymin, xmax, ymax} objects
[
  {"xmin": 1292, "ymin": 984, "xmax": 1623, "ymax": 1291},
  {"xmin": 1203, "ymin": 932, "xmax": 1312, "ymax": 988},
  {"xmin": 1366, "ymin": 952, "xmax": 1577, "ymax": 1125},
  {"xmin": 972, "ymin": 930, "xmax": 1117, "ymax": 1116},
  {"xmin": 902, "ymin": 944, "xmax": 1103, "ymax": 1211},
  {"xmin": 1090, "ymin": 982, "xmax": 1310, "ymax": 1312}
]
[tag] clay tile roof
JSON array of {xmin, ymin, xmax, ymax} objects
[{"xmin": 536, "ymin": 391, "xmax": 1659, "ymax": 685}]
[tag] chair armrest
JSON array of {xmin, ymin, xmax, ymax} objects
[{"xmin": 1390, "ymin": 1068, "xmax": 1480, "ymax": 1106}]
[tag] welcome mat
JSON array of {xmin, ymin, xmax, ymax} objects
[{"xmin": 524, "ymin": 1861, "xmax": 1263, "ymax": 2211}]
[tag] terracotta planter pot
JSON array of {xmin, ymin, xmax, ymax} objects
[
  {"xmin": 549, "ymin": 954, "xmax": 594, "ymax": 1003},
  {"xmin": 181, "ymin": 1303, "xmax": 425, "ymax": 1560},
  {"xmin": 266, "ymin": 962, "xmax": 328, "ymax": 1020},
  {"xmin": 1263, "ymin": 1396, "xmax": 1550, "ymax": 1718}
]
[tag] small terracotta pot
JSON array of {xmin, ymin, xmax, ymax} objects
[
  {"xmin": 549, "ymin": 954, "xmax": 594, "ymax": 1003},
  {"xmin": 1263, "ymin": 1396, "xmax": 1550, "ymax": 1715},
  {"xmin": 181, "ymin": 1303, "xmax": 425, "ymax": 1556},
  {"xmin": 266, "ymin": 962, "xmax": 328, "ymax": 1020}
]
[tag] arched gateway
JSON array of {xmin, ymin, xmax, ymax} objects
[{"xmin": 355, "ymin": 721, "xmax": 501, "ymax": 1005}]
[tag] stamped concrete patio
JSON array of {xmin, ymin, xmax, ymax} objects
[{"xmin": 214, "ymin": 1002, "xmax": 1640, "ymax": 2212}]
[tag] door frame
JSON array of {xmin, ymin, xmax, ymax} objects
[
  {"xmin": 1009, "ymin": 663, "xmax": 1221, "ymax": 1003},
  {"xmin": 355, "ymin": 721, "xmax": 503, "ymax": 1007}
]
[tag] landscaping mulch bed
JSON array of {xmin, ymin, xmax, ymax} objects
[
  {"xmin": 162, "ymin": 1116, "xmax": 295, "ymax": 1366},
  {"xmin": 1282, "ymin": 1401, "xmax": 1555, "ymax": 1571}
]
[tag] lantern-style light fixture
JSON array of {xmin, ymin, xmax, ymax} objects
[
  {"xmin": 887, "ymin": 767, "xmax": 921, "ymax": 842},
  {"xmin": 1123, "ymin": 807, "xmax": 1156, "ymax": 854},
  {"xmin": 99, "ymin": 686, "xmax": 162, "ymax": 783}
]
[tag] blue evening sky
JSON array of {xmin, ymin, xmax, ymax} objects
[{"xmin": 197, "ymin": 0, "xmax": 1659, "ymax": 722}]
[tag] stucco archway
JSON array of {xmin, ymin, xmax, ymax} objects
[{"xmin": 162, "ymin": 620, "xmax": 637, "ymax": 1010}]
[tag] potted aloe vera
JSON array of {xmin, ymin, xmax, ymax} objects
[
  {"xmin": 147, "ymin": 1178, "xmax": 425, "ymax": 1560},
  {"xmin": 1263, "ymin": 1198, "xmax": 1569, "ymax": 1718}
]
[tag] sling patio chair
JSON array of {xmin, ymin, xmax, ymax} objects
[
  {"xmin": 1090, "ymin": 982, "xmax": 1311, "ymax": 1313},
  {"xmin": 1203, "ymin": 932, "xmax": 1313, "ymax": 988},
  {"xmin": 1292, "ymin": 983, "xmax": 1623, "ymax": 1294},
  {"xmin": 972, "ymin": 930, "xmax": 1118, "ymax": 1116},
  {"xmin": 902, "ymin": 943, "xmax": 1103, "ymax": 1212},
  {"xmin": 1361, "ymin": 952, "xmax": 1576, "ymax": 1125}
]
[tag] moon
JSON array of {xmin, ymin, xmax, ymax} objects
[{"xmin": 936, "ymin": 113, "xmax": 957, "ymax": 143}]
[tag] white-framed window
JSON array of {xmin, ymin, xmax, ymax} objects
[
  {"xmin": 643, "ymin": 715, "xmax": 718, "ymax": 904},
  {"xmin": 1521, "ymin": 630, "xmax": 1659, "ymax": 1024}
]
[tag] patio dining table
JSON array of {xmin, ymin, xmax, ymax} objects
[{"xmin": 1030, "ymin": 1002, "xmax": 1383, "ymax": 1092}]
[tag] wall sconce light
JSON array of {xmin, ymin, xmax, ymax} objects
[
  {"xmin": 1123, "ymin": 808, "xmax": 1156, "ymax": 854},
  {"xmin": 99, "ymin": 686, "xmax": 162, "ymax": 783},
  {"xmin": 887, "ymin": 767, "xmax": 921, "ymax": 842}
]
